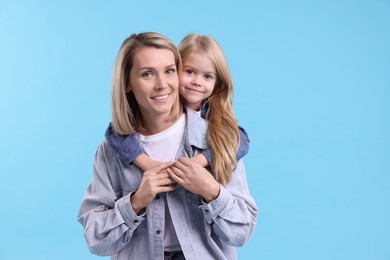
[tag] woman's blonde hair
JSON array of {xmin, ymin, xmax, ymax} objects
[
  {"xmin": 179, "ymin": 34, "xmax": 240, "ymax": 186},
  {"xmin": 111, "ymin": 32, "xmax": 183, "ymax": 135}
]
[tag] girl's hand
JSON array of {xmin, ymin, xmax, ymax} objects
[
  {"xmin": 133, "ymin": 153, "xmax": 164, "ymax": 171},
  {"xmin": 188, "ymin": 153, "xmax": 209, "ymax": 167},
  {"xmin": 131, "ymin": 162, "xmax": 177, "ymax": 214},
  {"xmin": 169, "ymin": 157, "xmax": 220, "ymax": 203}
]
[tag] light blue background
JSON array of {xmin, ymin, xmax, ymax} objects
[{"xmin": 1, "ymin": 0, "xmax": 389, "ymax": 259}]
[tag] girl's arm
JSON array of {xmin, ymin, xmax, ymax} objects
[
  {"xmin": 105, "ymin": 124, "xmax": 161, "ymax": 171},
  {"xmin": 105, "ymin": 123, "xmax": 143, "ymax": 166},
  {"xmin": 200, "ymin": 125, "xmax": 250, "ymax": 167}
]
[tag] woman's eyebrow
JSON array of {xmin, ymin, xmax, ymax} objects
[
  {"xmin": 138, "ymin": 66, "xmax": 155, "ymax": 71},
  {"xmin": 138, "ymin": 64, "xmax": 176, "ymax": 71}
]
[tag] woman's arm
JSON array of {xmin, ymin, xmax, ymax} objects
[
  {"xmin": 169, "ymin": 158, "xmax": 258, "ymax": 247},
  {"xmin": 199, "ymin": 160, "xmax": 257, "ymax": 246},
  {"xmin": 78, "ymin": 144, "xmax": 177, "ymax": 256},
  {"xmin": 77, "ymin": 144, "xmax": 146, "ymax": 256}
]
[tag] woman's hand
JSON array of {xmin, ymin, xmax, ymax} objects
[
  {"xmin": 169, "ymin": 157, "xmax": 220, "ymax": 203},
  {"xmin": 131, "ymin": 162, "xmax": 177, "ymax": 214}
]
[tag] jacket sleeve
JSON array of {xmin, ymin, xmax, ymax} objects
[
  {"xmin": 201, "ymin": 124, "xmax": 250, "ymax": 167},
  {"xmin": 105, "ymin": 123, "xmax": 144, "ymax": 166},
  {"xmin": 199, "ymin": 159, "xmax": 258, "ymax": 247},
  {"xmin": 236, "ymin": 125, "xmax": 250, "ymax": 161},
  {"xmin": 77, "ymin": 144, "xmax": 146, "ymax": 256}
]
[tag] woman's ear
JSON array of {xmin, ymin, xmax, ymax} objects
[{"xmin": 126, "ymin": 85, "xmax": 131, "ymax": 93}]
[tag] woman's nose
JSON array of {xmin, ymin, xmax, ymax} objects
[{"xmin": 155, "ymin": 74, "xmax": 168, "ymax": 89}]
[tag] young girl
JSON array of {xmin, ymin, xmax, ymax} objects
[{"xmin": 106, "ymin": 34, "xmax": 250, "ymax": 185}]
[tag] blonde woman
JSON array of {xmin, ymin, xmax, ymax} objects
[{"xmin": 78, "ymin": 32, "xmax": 257, "ymax": 260}]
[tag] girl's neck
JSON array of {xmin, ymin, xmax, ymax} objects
[{"xmin": 184, "ymin": 101, "xmax": 201, "ymax": 111}]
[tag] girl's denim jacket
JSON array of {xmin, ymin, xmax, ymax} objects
[
  {"xmin": 77, "ymin": 108, "xmax": 257, "ymax": 260},
  {"xmin": 105, "ymin": 103, "xmax": 250, "ymax": 166}
]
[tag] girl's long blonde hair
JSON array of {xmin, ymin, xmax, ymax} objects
[
  {"xmin": 179, "ymin": 34, "xmax": 240, "ymax": 186},
  {"xmin": 111, "ymin": 32, "xmax": 182, "ymax": 135}
]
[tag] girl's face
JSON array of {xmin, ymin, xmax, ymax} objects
[
  {"xmin": 179, "ymin": 52, "xmax": 217, "ymax": 111},
  {"xmin": 129, "ymin": 47, "xmax": 179, "ymax": 118}
]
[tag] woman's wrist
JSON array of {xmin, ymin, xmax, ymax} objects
[
  {"xmin": 130, "ymin": 192, "xmax": 144, "ymax": 215},
  {"xmin": 202, "ymin": 181, "xmax": 220, "ymax": 203}
]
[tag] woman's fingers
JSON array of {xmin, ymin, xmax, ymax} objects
[
  {"xmin": 173, "ymin": 158, "xmax": 188, "ymax": 172},
  {"xmin": 176, "ymin": 156, "xmax": 192, "ymax": 166}
]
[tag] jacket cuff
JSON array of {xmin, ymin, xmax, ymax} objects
[
  {"xmin": 199, "ymin": 185, "xmax": 229, "ymax": 224},
  {"xmin": 119, "ymin": 139, "xmax": 144, "ymax": 166},
  {"xmin": 116, "ymin": 192, "xmax": 146, "ymax": 229},
  {"xmin": 201, "ymin": 150, "xmax": 213, "ymax": 168}
]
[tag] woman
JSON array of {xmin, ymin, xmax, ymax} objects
[{"xmin": 77, "ymin": 32, "xmax": 257, "ymax": 260}]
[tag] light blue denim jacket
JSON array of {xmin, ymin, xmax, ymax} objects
[{"xmin": 77, "ymin": 109, "xmax": 258, "ymax": 260}]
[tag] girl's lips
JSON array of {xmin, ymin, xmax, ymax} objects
[{"xmin": 185, "ymin": 87, "xmax": 204, "ymax": 93}]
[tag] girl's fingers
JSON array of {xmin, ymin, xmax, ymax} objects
[{"xmin": 148, "ymin": 161, "xmax": 175, "ymax": 173}]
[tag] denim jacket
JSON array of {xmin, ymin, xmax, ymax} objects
[
  {"xmin": 105, "ymin": 103, "xmax": 250, "ymax": 166},
  {"xmin": 78, "ymin": 108, "xmax": 257, "ymax": 260}
]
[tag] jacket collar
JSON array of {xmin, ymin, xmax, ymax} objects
[{"xmin": 184, "ymin": 107, "xmax": 208, "ymax": 150}]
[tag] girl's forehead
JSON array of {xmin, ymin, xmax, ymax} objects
[{"xmin": 183, "ymin": 52, "xmax": 216, "ymax": 72}]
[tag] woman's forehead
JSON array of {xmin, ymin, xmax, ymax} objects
[{"xmin": 132, "ymin": 47, "xmax": 176, "ymax": 69}]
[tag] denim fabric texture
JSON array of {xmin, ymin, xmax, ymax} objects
[{"xmin": 78, "ymin": 108, "xmax": 257, "ymax": 260}]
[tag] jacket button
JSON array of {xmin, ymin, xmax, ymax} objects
[
  {"xmin": 156, "ymin": 230, "xmax": 161, "ymax": 235},
  {"xmin": 134, "ymin": 219, "xmax": 139, "ymax": 223},
  {"xmin": 155, "ymin": 195, "xmax": 160, "ymax": 200}
]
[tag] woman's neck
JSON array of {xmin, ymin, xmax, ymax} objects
[{"xmin": 139, "ymin": 111, "xmax": 183, "ymax": 136}]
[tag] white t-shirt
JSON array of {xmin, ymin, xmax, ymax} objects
[{"xmin": 137, "ymin": 114, "xmax": 186, "ymax": 251}]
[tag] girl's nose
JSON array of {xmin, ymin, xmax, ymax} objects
[{"xmin": 191, "ymin": 76, "xmax": 201, "ymax": 87}]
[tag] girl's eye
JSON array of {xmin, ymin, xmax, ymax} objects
[
  {"xmin": 204, "ymin": 74, "xmax": 214, "ymax": 80},
  {"xmin": 185, "ymin": 69, "xmax": 194, "ymax": 75},
  {"xmin": 166, "ymin": 68, "xmax": 176, "ymax": 74},
  {"xmin": 142, "ymin": 71, "xmax": 154, "ymax": 78}
]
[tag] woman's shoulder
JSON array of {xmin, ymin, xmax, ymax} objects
[{"xmin": 95, "ymin": 138, "xmax": 118, "ymax": 160}]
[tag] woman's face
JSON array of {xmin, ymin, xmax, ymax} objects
[
  {"xmin": 129, "ymin": 47, "xmax": 179, "ymax": 118},
  {"xmin": 179, "ymin": 52, "xmax": 217, "ymax": 111}
]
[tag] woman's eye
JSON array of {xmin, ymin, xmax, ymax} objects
[
  {"xmin": 142, "ymin": 71, "xmax": 153, "ymax": 78},
  {"xmin": 166, "ymin": 68, "xmax": 176, "ymax": 74}
]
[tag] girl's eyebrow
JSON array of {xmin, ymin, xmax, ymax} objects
[{"xmin": 183, "ymin": 65, "xmax": 215, "ymax": 74}]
